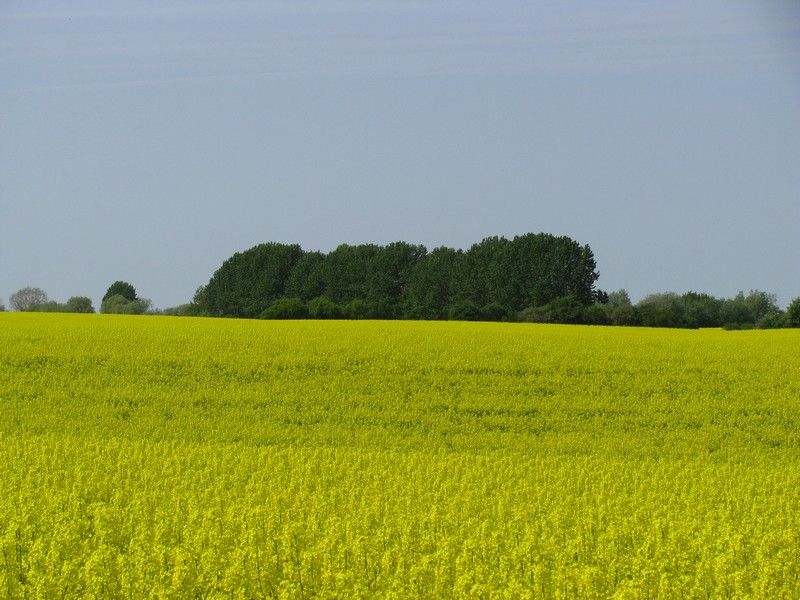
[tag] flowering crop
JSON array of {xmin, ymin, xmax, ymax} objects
[{"xmin": 1, "ymin": 313, "xmax": 799, "ymax": 597}]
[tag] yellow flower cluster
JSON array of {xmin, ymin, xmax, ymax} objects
[{"xmin": 1, "ymin": 313, "xmax": 798, "ymax": 597}]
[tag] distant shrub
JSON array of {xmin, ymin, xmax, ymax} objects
[
  {"xmin": 448, "ymin": 300, "xmax": 482, "ymax": 322},
  {"xmin": 344, "ymin": 299, "xmax": 370, "ymax": 319},
  {"xmin": 261, "ymin": 298, "xmax": 309, "ymax": 320},
  {"xmin": 308, "ymin": 297, "xmax": 344, "ymax": 319},
  {"xmin": 65, "ymin": 296, "xmax": 95, "ymax": 313},
  {"xmin": 481, "ymin": 302, "xmax": 507, "ymax": 322}
]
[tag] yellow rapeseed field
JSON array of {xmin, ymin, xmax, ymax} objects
[{"xmin": 1, "ymin": 312, "xmax": 799, "ymax": 598}]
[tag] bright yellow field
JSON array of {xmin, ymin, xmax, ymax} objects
[{"xmin": 1, "ymin": 313, "xmax": 799, "ymax": 598}]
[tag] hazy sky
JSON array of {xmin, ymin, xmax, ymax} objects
[{"xmin": 2, "ymin": 1, "xmax": 799, "ymax": 310}]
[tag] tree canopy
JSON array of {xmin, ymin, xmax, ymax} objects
[
  {"xmin": 9, "ymin": 287, "xmax": 49, "ymax": 311},
  {"xmin": 103, "ymin": 281, "xmax": 137, "ymax": 303}
]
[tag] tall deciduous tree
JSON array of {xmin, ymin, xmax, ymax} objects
[
  {"xmin": 405, "ymin": 246, "xmax": 461, "ymax": 320},
  {"xmin": 367, "ymin": 242, "xmax": 427, "ymax": 318},
  {"xmin": 9, "ymin": 287, "xmax": 49, "ymax": 311}
]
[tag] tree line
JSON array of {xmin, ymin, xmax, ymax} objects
[
  {"xmin": 4, "ymin": 232, "xmax": 799, "ymax": 328},
  {"xmin": 191, "ymin": 233, "xmax": 600, "ymax": 322},
  {"xmin": 535, "ymin": 289, "xmax": 800, "ymax": 330}
]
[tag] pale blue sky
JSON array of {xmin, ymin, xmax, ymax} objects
[{"xmin": 2, "ymin": 1, "xmax": 799, "ymax": 310}]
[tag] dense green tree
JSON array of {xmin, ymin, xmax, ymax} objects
[
  {"xmin": 103, "ymin": 281, "xmax": 137, "ymax": 302},
  {"xmin": 507, "ymin": 233, "xmax": 598, "ymax": 309},
  {"xmin": 681, "ymin": 292, "xmax": 722, "ymax": 328},
  {"xmin": 719, "ymin": 292, "xmax": 755, "ymax": 327},
  {"xmin": 462, "ymin": 236, "xmax": 512, "ymax": 308}
]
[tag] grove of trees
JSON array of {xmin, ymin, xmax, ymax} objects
[{"xmin": 193, "ymin": 234, "xmax": 600, "ymax": 320}]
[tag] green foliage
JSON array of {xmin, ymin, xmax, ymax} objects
[
  {"xmin": 343, "ymin": 299, "xmax": 370, "ymax": 319},
  {"xmin": 583, "ymin": 303, "xmax": 611, "ymax": 325},
  {"xmin": 163, "ymin": 304, "xmax": 201, "ymax": 317},
  {"xmin": 101, "ymin": 294, "xmax": 152, "ymax": 315},
  {"xmin": 404, "ymin": 246, "xmax": 461, "ymax": 320},
  {"xmin": 260, "ymin": 297, "xmax": 309, "ymax": 320},
  {"xmin": 448, "ymin": 300, "xmax": 483, "ymax": 322},
  {"xmin": 757, "ymin": 308, "xmax": 786, "ymax": 330},
  {"xmin": 101, "ymin": 294, "xmax": 129, "ymax": 314},
  {"xmin": 28, "ymin": 301, "xmax": 65, "ymax": 313},
  {"xmin": 321, "ymin": 244, "xmax": 380, "ymax": 305},
  {"xmin": 366, "ymin": 241, "xmax": 427, "ymax": 318},
  {"xmin": 681, "ymin": 292, "xmax": 722, "ymax": 328},
  {"xmin": 284, "ymin": 252, "xmax": 326, "ymax": 302},
  {"xmin": 103, "ymin": 281, "xmax": 137, "ymax": 302},
  {"xmin": 637, "ymin": 292, "xmax": 687, "ymax": 328},
  {"xmin": 607, "ymin": 289, "xmax": 632, "ymax": 308},
  {"xmin": 65, "ymin": 296, "xmax": 95, "ymax": 313},
  {"xmin": 607, "ymin": 304, "xmax": 639, "ymax": 326},
  {"xmin": 519, "ymin": 295, "xmax": 586, "ymax": 324},
  {"xmin": 308, "ymin": 297, "xmax": 344, "ymax": 319},
  {"xmin": 22, "ymin": 295, "xmax": 95, "ymax": 314},
  {"xmin": 481, "ymin": 302, "xmax": 508, "ymax": 322},
  {"xmin": 787, "ymin": 297, "xmax": 800, "ymax": 328}
]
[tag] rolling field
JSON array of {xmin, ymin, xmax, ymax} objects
[{"xmin": 1, "ymin": 313, "xmax": 799, "ymax": 598}]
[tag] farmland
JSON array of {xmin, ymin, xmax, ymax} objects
[{"xmin": 1, "ymin": 313, "xmax": 799, "ymax": 597}]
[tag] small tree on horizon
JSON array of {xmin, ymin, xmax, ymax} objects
[
  {"xmin": 103, "ymin": 281, "xmax": 137, "ymax": 303},
  {"xmin": 10, "ymin": 287, "xmax": 49, "ymax": 311}
]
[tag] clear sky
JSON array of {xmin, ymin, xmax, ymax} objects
[{"xmin": 2, "ymin": 1, "xmax": 799, "ymax": 310}]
